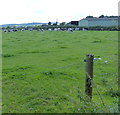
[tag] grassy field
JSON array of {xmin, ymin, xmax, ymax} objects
[{"xmin": 2, "ymin": 30, "xmax": 118, "ymax": 113}]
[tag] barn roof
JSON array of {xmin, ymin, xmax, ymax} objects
[{"xmin": 80, "ymin": 17, "xmax": 118, "ymax": 21}]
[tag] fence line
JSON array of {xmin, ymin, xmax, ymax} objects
[
  {"xmin": 3, "ymin": 55, "xmax": 112, "ymax": 112},
  {"xmin": 84, "ymin": 54, "xmax": 111, "ymax": 112},
  {"xmin": 84, "ymin": 71, "xmax": 110, "ymax": 112},
  {"xmin": 92, "ymin": 78, "xmax": 110, "ymax": 113},
  {"xmin": 3, "ymin": 60, "xmax": 81, "ymax": 80}
]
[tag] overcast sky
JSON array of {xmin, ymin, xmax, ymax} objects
[{"xmin": 0, "ymin": 0, "xmax": 119, "ymax": 25}]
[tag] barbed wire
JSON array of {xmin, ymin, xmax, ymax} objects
[
  {"xmin": 2, "ymin": 59, "xmax": 115, "ymax": 112},
  {"xmin": 2, "ymin": 60, "xmax": 82, "ymax": 80},
  {"xmin": 86, "ymin": 73, "xmax": 111, "ymax": 113},
  {"xmin": 92, "ymin": 80, "xmax": 110, "ymax": 112}
]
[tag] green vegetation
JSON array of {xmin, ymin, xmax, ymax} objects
[{"xmin": 2, "ymin": 30, "xmax": 118, "ymax": 113}]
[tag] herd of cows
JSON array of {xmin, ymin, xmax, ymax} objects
[
  {"xmin": 2, "ymin": 27, "xmax": 85, "ymax": 33},
  {"xmin": 2, "ymin": 26, "xmax": 119, "ymax": 33}
]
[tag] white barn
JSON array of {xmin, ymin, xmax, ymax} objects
[{"xmin": 79, "ymin": 17, "xmax": 118, "ymax": 27}]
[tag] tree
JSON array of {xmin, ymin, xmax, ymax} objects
[
  {"xmin": 53, "ymin": 23, "xmax": 57, "ymax": 26},
  {"xmin": 86, "ymin": 16, "xmax": 94, "ymax": 18},
  {"xmin": 99, "ymin": 15, "xmax": 104, "ymax": 18},
  {"xmin": 55, "ymin": 21, "xmax": 58, "ymax": 25},
  {"xmin": 60, "ymin": 22, "xmax": 66, "ymax": 26},
  {"xmin": 6, "ymin": 26, "xmax": 11, "ymax": 29},
  {"xmin": 48, "ymin": 22, "xmax": 51, "ymax": 25}
]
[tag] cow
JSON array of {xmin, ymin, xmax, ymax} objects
[
  {"xmin": 4, "ymin": 29, "xmax": 7, "ymax": 32},
  {"xmin": 68, "ymin": 28, "xmax": 74, "ymax": 32}
]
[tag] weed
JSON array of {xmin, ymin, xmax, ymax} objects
[
  {"xmin": 92, "ymin": 40, "xmax": 102, "ymax": 43},
  {"xmin": 2, "ymin": 54, "xmax": 14, "ymax": 58}
]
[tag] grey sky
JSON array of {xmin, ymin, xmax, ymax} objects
[{"xmin": 0, "ymin": 0, "xmax": 119, "ymax": 24}]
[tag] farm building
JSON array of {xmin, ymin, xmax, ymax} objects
[
  {"xmin": 67, "ymin": 21, "xmax": 79, "ymax": 26},
  {"xmin": 70, "ymin": 21, "xmax": 79, "ymax": 25},
  {"xmin": 79, "ymin": 17, "xmax": 118, "ymax": 27}
]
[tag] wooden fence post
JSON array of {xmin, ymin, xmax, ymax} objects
[{"xmin": 85, "ymin": 54, "xmax": 94, "ymax": 99}]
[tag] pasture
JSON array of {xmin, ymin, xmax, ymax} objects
[{"xmin": 2, "ymin": 30, "xmax": 118, "ymax": 113}]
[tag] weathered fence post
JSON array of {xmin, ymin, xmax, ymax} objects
[{"xmin": 85, "ymin": 54, "xmax": 94, "ymax": 99}]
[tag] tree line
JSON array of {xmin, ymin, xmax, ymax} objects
[{"xmin": 86, "ymin": 15, "xmax": 119, "ymax": 18}]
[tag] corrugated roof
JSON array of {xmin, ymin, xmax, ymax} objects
[{"xmin": 80, "ymin": 17, "xmax": 118, "ymax": 21}]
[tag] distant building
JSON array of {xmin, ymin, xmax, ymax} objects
[
  {"xmin": 67, "ymin": 21, "xmax": 79, "ymax": 26},
  {"xmin": 79, "ymin": 17, "xmax": 118, "ymax": 27},
  {"xmin": 70, "ymin": 21, "xmax": 79, "ymax": 25}
]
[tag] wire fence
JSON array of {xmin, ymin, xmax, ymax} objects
[
  {"xmin": 3, "ymin": 60, "xmax": 81, "ymax": 79},
  {"xmin": 92, "ymin": 78, "xmax": 111, "ymax": 113},
  {"xmin": 2, "ymin": 57, "xmax": 117, "ymax": 113}
]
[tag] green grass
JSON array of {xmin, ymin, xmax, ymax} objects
[{"xmin": 2, "ymin": 30, "xmax": 118, "ymax": 113}]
